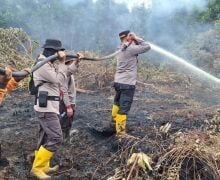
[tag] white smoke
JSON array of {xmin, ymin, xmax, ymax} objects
[
  {"xmin": 12, "ymin": 0, "xmax": 210, "ymax": 54},
  {"xmin": 93, "ymin": 0, "xmax": 207, "ymax": 13},
  {"xmin": 63, "ymin": 0, "xmax": 85, "ymax": 5},
  {"xmin": 151, "ymin": 0, "xmax": 207, "ymax": 16},
  {"xmin": 113, "ymin": 0, "xmax": 152, "ymax": 12}
]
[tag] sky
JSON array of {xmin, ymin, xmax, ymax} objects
[
  {"xmin": 93, "ymin": 0, "xmax": 152, "ymax": 12},
  {"xmin": 63, "ymin": 0, "xmax": 207, "ymax": 13},
  {"xmin": 114, "ymin": 0, "xmax": 152, "ymax": 12},
  {"xmin": 92, "ymin": 0, "xmax": 207, "ymax": 12}
]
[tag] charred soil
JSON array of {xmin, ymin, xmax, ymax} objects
[{"xmin": 0, "ymin": 68, "xmax": 220, "ymax": 180}]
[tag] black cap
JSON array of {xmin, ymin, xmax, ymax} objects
[
  {"xmin": 119, "ymin": 30, "xmax": 130, "ymax": 38},
  {"xmin": 42, "ymin": 39, "xmax": 65, "ymax": 51}
]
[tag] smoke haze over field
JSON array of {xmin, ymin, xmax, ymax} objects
[{"xmin": 0, "ymin": 0, "xmax": 211, "ymax": 56}]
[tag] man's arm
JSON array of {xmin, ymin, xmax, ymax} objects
[
  {"xmin": 60, "ymin": 77, "xmax": 71, "ymax": 108},
  {"xmin": 0, "ymin": 67, "xmax": 15, "ymax": 104},
  {"xmin": 70, "ymin": 75, "xmax": 76, "ymax": 105},
  {"xmin": 0, "ymin": 89, "xmax": 7, "ymax": 104},
  {"xmin": 34, "ymin": 52, "xmax": 68, "ymax": 85},
  {"xmin": 58, "ymin": 56, "xmax": 74, "ymax": 118},
  {"xmin": 6, "ymin": 78, "xmax": 19, "ymax": 92},
  {"xmin": 60, "ymin": 78, "xmax": 74, "ymax": 118},
  {"xmin": 67, "ymin": 53, "xmax": 84, "ymax": 74},
  {"xmin": 128, "ymin": 38, "xmax": 151, "ymax": 56},
  {"xmin": 127, "ymin": 32, "xmax": 151, "ymax": 56}
]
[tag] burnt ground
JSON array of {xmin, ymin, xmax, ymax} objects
[{"xmin": 0, "ymin": 76, "xmax": 220, "ymax": 179}]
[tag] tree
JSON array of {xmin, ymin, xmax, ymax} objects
[{"xmin": 195, "ymin": 0, "xmax": 220, "ymax": 22}]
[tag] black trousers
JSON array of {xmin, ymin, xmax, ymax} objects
[{"xmin": 113, "ymin": 82, "xmax": 135, "ymax": 115}]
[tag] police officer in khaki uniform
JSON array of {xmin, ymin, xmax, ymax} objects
[
  {"xmin": 112, "ymin": 31, "xmax": 151, "ymax": 136},
  {"xmin": 59, "ymin": 55, "xmax": 82, "ymax": 138},
  {"xmin": 31, "ymin": 39, "xmax": 83, "ymax": 179}
]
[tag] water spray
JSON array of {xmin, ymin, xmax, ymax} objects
[
  {"xmin": 1, "ymin": 41, "xmax": 219, "ymax": 84},
  {"xmin": 149, "ymin": 42, "xmax": 220, "ymax": 84}
]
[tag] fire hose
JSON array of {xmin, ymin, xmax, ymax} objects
[{"xmin": 0, "ymin": 50, "xmax": 121, "ymax": 77}]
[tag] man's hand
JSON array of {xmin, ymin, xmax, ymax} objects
[
  {"xmin": 128, "ymin": 32, "xmax": 141, "ymax": 45},
  {"xmin": 57, "ymin": 51, "xmax": 66, "ymax": 63},
  {"xmin": 0, "ymin": 67, "xmax": 12, "ymax": 89},
  {"xmin": 14, "ymin": 68, "xmax": 32, "ymax": 82},
  {"xmin": 77, "ymin": 52, "xmax": 84, "ymax": 59},
  {"xmin": 5, "ymin": 67, "xmax": 12, "ymax": 81},
  {"xmin": 67, "ymin": 105, "xmax": 73, "ymax": 119},
  {"xmin": 75, "ymin": 52, "xmax": 84, "ymax": 66},
  {"xmin": 128, "ymin": 32, "xmax": 138, "ymax": 41},
  {"xmin": 23, "ymin": 68, "xmax": 31, "ymax": 74}
]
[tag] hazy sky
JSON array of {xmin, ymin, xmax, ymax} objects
[
  {"xmin": 92, "ymin": 0, "xmax": 152, "ymax": 11},
  {"xmin": 66, "ymin": 0, "xmax": 207, "ymax": 13},
  {"xmin": 92, "ymin": 0, "xmax": 208, "ymax": 13},
  {"xmin": 114, "ymin": 0, "xmax": 152, "ymax": 12}
]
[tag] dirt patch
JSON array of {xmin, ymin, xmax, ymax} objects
[{"xmin": 0, "ymin": 66, "xmax": 220, "ymax": 179}]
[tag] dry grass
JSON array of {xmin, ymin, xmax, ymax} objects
[
  {"xmin": 0, "ymin": 28, "xmax": 37, "ymax": 88},
  {"xmin": 104, "ymin": 130, "xmax": 220, "ymax": 180},
  {"xmin": 75, "ymin": 53, "xmax": 116, "ymax": 90},
  {"xmin": 156, "ymin": 131, "xmax": 220, "ymax": 180}
]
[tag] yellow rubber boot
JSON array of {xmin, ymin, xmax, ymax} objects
[
  {"xmin": 31, "ymin": 146, "xmax": 53, "ymax": 180},
  {"xmin": 112, "ymin": 105, "xmax": 119, "ymax": 122},
  {"xmin": 115, "ymin": 114, "xmax": 127, "ymax": 136},
  {"xmin": 44, "ymin": 164, "xmax": 59, "ymax": 174},
  {"xmin": 35, "ymin": 150, "xmax": 38, "ymax": 156},
  {"xmin": 34, "ymin": 150, "xmax": 59, "ymax": 173}
]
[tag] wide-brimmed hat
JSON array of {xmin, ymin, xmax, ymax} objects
[
  {"xmin": 119, "ymin": 30, "xmax": 130, "ymax": 39},
  {"xmin": 42, "ymin": 39, "xmax": 65, "ymax": 51}
]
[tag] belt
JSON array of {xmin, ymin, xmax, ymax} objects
[
  {"xmin": 48, "ymin": 96, "xmax": 60, "ymax": 101},
  {"xmin": 37, "ymin": 96, "xmax": 60, "ymax": 101}
]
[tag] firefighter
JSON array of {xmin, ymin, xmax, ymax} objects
[
  {"xmin": 59, "ymin": 54, "xmax": 83, "ymax": 139},
  {"xmin": 31, "ymin": 39, "xmax": 83, "ymax": 179},
  {"xmin": 0, "ymin": 66, "xmax": 30, "ymax": 104},
  {"xmin": 112, "ymin": 30, "xmax": 151, "ymax": 136},
  {"xmin": 0, "ymin": 66, "xmax": 30, "ymax": 164}
]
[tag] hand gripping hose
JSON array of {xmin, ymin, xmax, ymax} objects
[{"xmin": 0, "ymin": 50, "xmax": 121, "ymax": 77}]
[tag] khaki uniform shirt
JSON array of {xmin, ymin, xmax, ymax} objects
[
  {"xmin": 114, "ymin": 38, "xmax": 150, "ymax": 85},
  {"xmin": 34, "ymin": 54, "xmax": 76, "ymax": 114}
]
